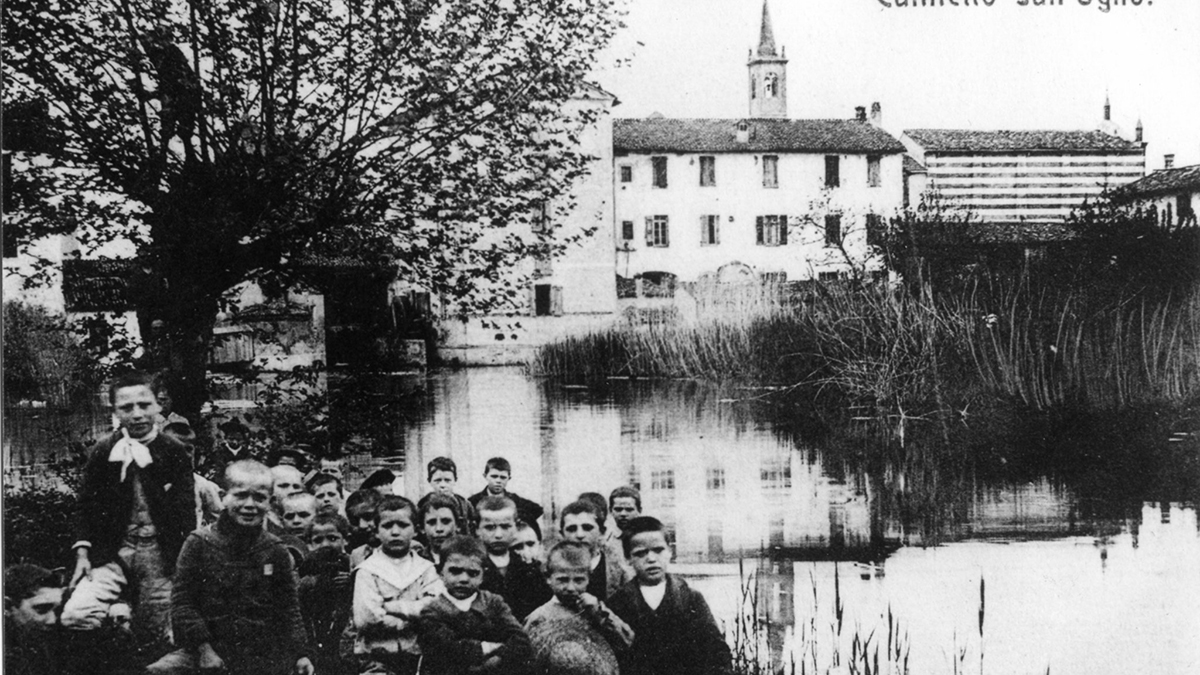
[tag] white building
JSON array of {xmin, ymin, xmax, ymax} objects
[
  {"xmin": 611, "ymin": 1, "xmax": 906, "ymax": 288},
  {"xmin": 1113, "ymin": 160, "xmax": 1200, "ymax": 229}
]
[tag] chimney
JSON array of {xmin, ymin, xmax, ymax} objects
[
  {"xmin": 1164, "ymin": 154, "xmax": 1175, "ymax": 169},
  {"xmin": 855, "ymin": 106, "xmax": 866, "ymax": 122},
  {"xmin": 1135, "ymin": 118, "xmax": 1143, "ymax": 143},
  {"xmin": 1104, "ymin": 93, "xmax": 1111, "ymax": 121},
  {"xmin": 870, "ymin": 102, "xmax": 882, "ymax": 127}
]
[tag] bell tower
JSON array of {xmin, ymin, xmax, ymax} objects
[{"xmin": 748, "ymin": 0, "xmax": 787, "ymax": 118}]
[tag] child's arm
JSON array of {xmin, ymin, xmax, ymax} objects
[
  {"xmin": 481, "ymin": 594, "xmax": 533, "ymax": 665},
  {"xmin": 169, "ymin": 534, "xmax": 213, "ymax": 651},
  {"xmin": 352, "ymin": 570, "xmax": 412, "ymax": 631},
  {"xmin": 418, "ymin": 602, "xmax": 490, "ymax": 670},
  {"xmin": 577, "ymin": 594, "xmax": 635, "ymax": 651},
  {"xmin": 381, "ymin": 564, "xmax": 444, "ymax": 619},
  {"xmin": 685, "ymin": 587, "xmax": 733, "ymax": 675},
  {"xmin": 270, "ymin": 545, "xmax": 311, "ymax": 668}
]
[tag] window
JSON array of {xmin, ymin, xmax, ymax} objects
[
  {"xmin": 650, "ymin": 469, "xmax": 675, "ymax": 491},
  {"xmin": 706, "ymin": 467, "xmax": 726, "ymax": 491},
  {"xmin": 700, "ymin": 215, "xmax": 720, "ymax": 246},
  {"xmin": 866, "ymin": 213, "xmax": 884, "ymax": 247},
  {"xmin": 699, "ymin": 156, "xmax": 716, "ymax": 187},
  {"xmin": 824, "ymin": 214, "xmax": 842, "ymax": 246},
  {"xmin": 533, "ymin": 284, "xmax": 563, "ymax": 316},
  {"xmin": 825, "ymin": 155, "xmax": 840, "ymax": 188},
  {"xmin": 620, "ymin": 165, "xmax": 632, "ymax": 183},
  {"xmin": 761, "ymin": 458, "xmax": 791, "ymax": 489},
  {"xmin": 819, "ymin": 271, "xmax": 841, "ymax": 282},
  {"xmin": 621, "ymin": 220, "xmax": 635, "ymax": 241},
  {"xmin": 756, "ymin": 215, "xmax": 788, "ymax": 246},
  {"xmin": 646, "ymin": 215, "xmax": 670, "ymax": 247},
  {"xmin": 651, "ymin": 156, "xmax": 668, "ymax": 188},
  {"xmin": 762, "ymin": 155, "xmax": 778, "ymax": 188},
  {"xmin": 532, "ymin": 202, "xmax": 550, "ymax": 233},
  {"xmin": 750, "ymin": 76, "xmax": 757, "ymax": 99},
  {"xmin": 764, "ymin": 72, "xmax": 778, "ymax": 98},
  {"xmin": 868, "ymin": 155, "xmax": 881, "ymax": 187}
]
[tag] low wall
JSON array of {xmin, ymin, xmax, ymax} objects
[{"xmin": 438, "ymin": 312, "xmax": 618, "ymax": 366}]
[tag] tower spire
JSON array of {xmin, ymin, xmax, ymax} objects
[{"xmin": 757, "ymin": 0, "xmax": 777, "ymax": 57}]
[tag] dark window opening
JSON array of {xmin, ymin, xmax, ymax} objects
[
  {"xmin": 621, "ymin": 220, "xmax": 635, "ymax": 241},
  {"xmin": 620, "ymin": 165, "xmax": 632, "ymax": 183},
  {"xmin": 700, "ymin": 215, "xmax": 719, "ymax": 245},
  {"xmin": 868, "ymin": 155, "xmax": 881, "ymax": 187},
  {"xmin": 652, "ymin": 156, "xmax": 668, "ymax": 188},
  {"xmin": 699, "ymin": 156, "xmax": 716, "ymax": 187},
  {"xmin": 824, "ymin": 214, "xmax": 842, "ymax": 246},
  {"xmin": 825, "ymin": 155, "xmax": 840, "ymax": 188},
  {"xmin": 763, "ymin": 155, "xmax": 778, "ymax": 188}
]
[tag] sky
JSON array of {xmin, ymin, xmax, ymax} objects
[{"xmin": 595, "ymin": 0, "xmax": 1200, "ymax": 170}]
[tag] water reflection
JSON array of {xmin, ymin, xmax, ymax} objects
[{"xmin": 381, "ymin": 367, "xmax": 1198, "ymax": 674}]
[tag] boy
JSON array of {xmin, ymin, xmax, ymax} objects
[
  {"xmin": 477, "ymin": 496, "xmax": 551, "ymax": 622},
  {"xmin": 318, "ymin": 455, "xmax": 347, "ymax": 482},
  {"xmin": 268, "ymin": 464, "xmax": 306, "ymax": 532},
  {"xmin": 510, "ymin": 521, "xmax": 544, "ymax": 569},
  {"xmin": 467, "ymin": 457, "xmax": 544, "ymax": 530},
  {"xmin": 5, "ymin": 564, "xmax": 66, "ymax": 675},
  {"xmin": 524, "ymin": 542, "xmax": 633, "ymax": 675},
  {"xmin": 346, "ymin": 488, "xmax": 382, "ymax": 552},
  {"xmin": 281, "ymin": 492, "xmax": 319, "ymax": 538},
  {"xmin": 419, "ymin": 536, "xmax": 532, "ymax": 675},
  {"xmin": 298, "ymin": 513, "xmax": 352, "ymax": 675},
  {"xmin": 416, "ymin": 457, "xmax": 479, "ymax": 532},
  {"xmin": 607, "ymin": 517, "xmax": 731, "ymax": 675},
  {"xmin": 418, "ymin": 492, "xmax": 463, "ymax": 566},
  {"xmin": 61, "ymin": 371, "xmax": 196, "ymax": 650},
  {"xmin": 310, "ymin": 473, "xmax": 345, "ymax": 514},
  {"xmin": 560, "ymin": 500, "xmax": 631, "ymax": 600},
  {"xmin": 605, "ymin": 487, "xmax": 641, "ymax": 572},
  {"xmin": 351, "ymin": 495, "xmax": 443, "ymax": 675},
  {"xmin": 147, "ymin": 460, "xmax": 312, "ymax": 675}
]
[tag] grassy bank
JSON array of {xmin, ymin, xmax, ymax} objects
[{"xmin": 530, "ymin": 280, "xmax": 1200, "ymax": 418}]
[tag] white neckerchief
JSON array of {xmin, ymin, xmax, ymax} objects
[
  {"xmin": 444, "ymin": 590, "xmax": 477, "ymax": 612},
  {"xmin": 639, "ymin": 581, "xmax": 666, "ymax": 610},
  {"xmin": 109, "ymin": 428, "xmax": 156, "ymax": 482}
]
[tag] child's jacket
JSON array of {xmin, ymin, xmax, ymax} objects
[
  {"xmin": 607, "ymin": 574, "xmax": 732, "ymax": 675},
  {"xmin": 418, "ymin": 590, "xmax": 533, "ymax": 675},
  {"xmin": 171, "ymin": 514, "xmax": 308, "ymax": 664},
  {"xmin": 352, "ymin": 549, "xmax": 443, "ymax": 656}
]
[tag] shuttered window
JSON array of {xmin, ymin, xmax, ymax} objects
[
  {"xmin": 825, "ymin": 155, "xmax": 840, "ymax": 188},
  {"xmin": 755, "ymin": 215, "xmax": 787, "ymax": 246},
  {"xmin": 763, "ymin": 155, "xmax": 778, "ymax": 188},
  {"xmin": 699, "ymin": 156, "xmax": 716, "ymax": 186},
  {"xmin": 645, "ymin": 215, "xmax": 670, "ymax": 247},
  {"xmin": 700, "ymin": 215, "xmax": 720, "ymax": 245},
  {"xmin": 824, "ymin": 214, "xmax": 842, "ymax": 246},
  {"xmin": 652, "ymin": 156, "xmax": 668, "ymax": 188},
  {"xmin": 868, "ymin": 155, "xmax": 881, "ymax": 187}
]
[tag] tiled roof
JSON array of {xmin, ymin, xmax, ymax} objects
[
  {"xmin": 1114, "ymin": 164, "xmax": 1200, "ymax": 200},
  {"xmin": 971, "ymin": 222, "xmax": 1077, "ymax": 244},
  {"xmin": 62, "ymin": 259, "xmax": 136, "ymax": 312},
  {"xmin": 614, "ymin": 118, "xmax": 905, "ymax": 154},
  {"xmin": 903, "ymin": 154, "xmax": 926, "ymax": 174},
  {"xmin": 904, "ymin": 129, "xmax": 1143, "ymax": 154}
]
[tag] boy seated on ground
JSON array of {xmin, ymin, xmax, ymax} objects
[
  {"xmin": 351, "ymin": 495, "xmax": 444, "ymax": 675},
  {"xmin": 346, "ymin": 488, "xmax": 382, "ymax": 566},
  {"xmin": 523, "ymin": 542, "xmax": 633, "ymax": 675},
  {"xmin": 417, "ymin": 457, "xmax": 479, "ymax": 532},
  {"xmin": 298, "ymin": 512, "xmax": 353, "ymax": 675},
  {"xmin": 418, "ymin": 492, "xmax": 464, "ymax": 566},
  {"xmin": 147, "ymin": 460, "xmax": 312, "ymax": 675},
  {"xmin": 419, "ymin": 536, "xmax": 532, "ymax": 675},
  {"xmin": 606, "ymin": 516, "xmax": 731, "ymax": 675},
  {"xmin": 5, "ymin": 564, "xmax": 67, "ymax": 675},
  {"xmin": 510, "ymin": 520, "xmax": 545, "ymax": 570},
  {"xmin": 467, "ymin": 457, "xmax": 544, "ymax": 531},
  {"xmin": 476, "ymin": 496, "xmax": 551, "ymax": 622},
  {"xmin": 560, "ymin": 500, "xmax": 632, "ymax": 600}
]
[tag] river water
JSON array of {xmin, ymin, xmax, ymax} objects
[{"xmin": 376, "ymin": 367, "xmax": 1199, "ymax": 674}]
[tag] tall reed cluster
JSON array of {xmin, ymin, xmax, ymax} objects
[{"xmin": 530, "ymin": 278, "xmax": 1200, "ymax": 416}]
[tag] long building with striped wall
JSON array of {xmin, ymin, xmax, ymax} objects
[{"xmin": 901, "ymin": 129, "xmax": 1145, "ymax": 226}]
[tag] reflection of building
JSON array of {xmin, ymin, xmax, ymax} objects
[{"xmin": 612, "ymin": 1, "xmax": 905, "ymax": 289}]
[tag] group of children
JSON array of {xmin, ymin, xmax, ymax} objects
[{"xmin": 7, "ymin": 372, "xmax": 732, "ymax": 675}]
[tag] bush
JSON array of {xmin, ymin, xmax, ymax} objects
[
  {"xmin": 3, "ymin": 485, "xmax": 77, "ymax": 569},
  {"xmin": 3, "ymin": 300, "xmax": 100, "ymax": 406}
]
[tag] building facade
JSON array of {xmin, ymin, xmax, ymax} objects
[
  {"xmin": 612, "ymin": 2, "xmax": 905, "ymax": 287},
  {"xmin": 1113, "ymin": 161, "xmax": 1200, "ymax": 229}
]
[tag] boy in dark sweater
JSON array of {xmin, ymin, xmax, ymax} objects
[
  {"xmin": 146, "ymin": 460, "xmax": 312, "ymax": 675},
  {"xmin": 476, "ymin": 496, "xmax": 551, "ymax": 622},
  {"xmin": 607, "ymin": 516, "xmax": 731, "ymax": 675},
  {"xmin": 419, "ymin": 536, "xmax": 532, "ymax": 675}
]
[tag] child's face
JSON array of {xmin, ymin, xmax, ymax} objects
[
  {"xmin": 7, "ymin": 586, "xmax": 63, "ymax": 632},
  {"xmin": 318, "ymin": 458, "xmax": 344, "ymax": 481},
  {"xmin": 271, "ymin": 466, "xmax": 305, "ymax": 505},
  {"xmin": 546, "ymin": 559, "xmax": 590, "ymax": 607},
  {"xmin": 308, "ymin": 523, "xmax": 346, "ymax": 553},
  {"xmin": 628, "ymin": 531, "xmax": 670, "ymax": 585},
  {"xmin": 313, "ymin": 483, "xmax": 342, "ymax": 512},
  {"xmin": 429, "ymin": 470, "xmax": 456, "ymax": 495},
  {"xmin": 347, "ymin": 506, "xmax": 376, "ymax": 535},
  {"xmin": 282, "ymin": 501, "xmax": 316, "ymax": 536},
  {"xmin": 611, "ymin": 497, "xmax": 641, "ymax": 531},
  {"xmin": 112, "ymin": 385, "xmax": 161, "ymax": 439},
  {"xmin": 377, "ymin": 507, "xmax": 416, "ymax": 558},
  {"xmin": 441, "ymin": 553, "xmax": 484, "ymax": 600},
  {"xmin": 510, "ymin": 526, "xmax": 544, "ymax": 565},
  {"xmin": 423, "ymin": 507, "xmax": 458, "ymax": 546},
  {"xmin": 562, "ymin": 512, "xmax": 603, "ymax": 554},
  {"xmin": 224, "ymin": 472, "xmax": 274, "ymax": 528},
  {"xmin": 484, "ymin": 469, "xmax": 510, "ymax": 495},
  {"xmin": 477, "ymin": 508, "xmax": 517, "ymax": 555}
]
